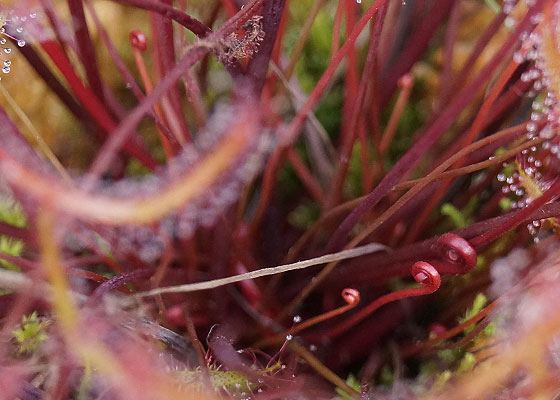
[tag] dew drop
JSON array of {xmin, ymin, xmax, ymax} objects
[
  {"xmin": 286, "ymin": 334, "xmax": 293, "ymax": 341},
  {"xmin": 0, "ymin": 38, "xmax": 5, "ymax": 45},
  {"xmin": 513, "ymin": 51, "xmax": 524, "ymax": 64},
  {"xmin": 505, "ymin": 16, "xmax": 516, "ymax": 28},
  {"xmin": 2, "ymin": 66, "xmax": 10, "ymax": 74},
  {"xmin": 293, "ymin": 315, "xmax": 302, "ymax": 323},
  {"xmin": 17, "ymin": 40, "xmax": 25, "ymax": 47},
  {"xmin": 506, "ymin": 176, "xmax": 514, "ymax": 184},
  {"xmin": 3, "ymin": 60, "xmax": 10, "ymax": 67},
  {"xmin": 515, "ymin": 189, "xmax": 525, "ymax": 196},
  {"xmin": 530, "ymin": 13, "xmax": 543, "ymax": 24},
  {"xmin": 357, "ymin": 0, "xmax": 361, "ymax": 3},
  {"xmin": 4, "ymin": 48, "xmax": 11, "ymax": 54},
  {"xmin": 15, "ymin": 27, "xmax": 23, "ymax": 33},
  {"xmin": 30, "ymin": 13, "xmax": 37, "ymax": 19},
  {"xmin": 497, "ymin": 174, "xmax": 506, "ymax": 182}
]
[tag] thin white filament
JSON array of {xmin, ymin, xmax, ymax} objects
[{"xmin": 136, "ymin": 242, "xmax": 389, "ymax": 297}]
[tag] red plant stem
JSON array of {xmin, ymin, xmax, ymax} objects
[
  {"xmin": 181, "ymin": 68, "xmax": 207, "ymax": 128},
  {"xmin": 181, "ymin": 305, "xmax": 211, "ymax": 387},
  {"xmin": 401, "ymin": 302, "xmax": 497, "ymax": 358},
  {"xmin": 283, "ymin": 0, "xmax": 326, "ymax": 80},
  {"xmin": 233, "ymin": 262, "xmax": 262, "ymax": 307},
  {"xmin": 321, "ymin": 261, "xmax": 441, "ymax": 340},
  {"xmin": 470, "ymin": 179, "xmax": 560, "ymax": 248},
  {"xmin": 39, "ymin": 39, "xmax": 158, "ymax": 169},
  {"xmin": 82, "ymin": 0, "xmax": 267, "ymax": 181},
  {"xmin": 14, "ymin": 36, "xmax": 99, "ymax": 138},
  {"xmin": 293, "ymin": 288, "xmax": 360, "ymax": 335},
  {"xmin": 330, "ymin": 1, "xmax": 344, "ymax": 61},
  {"xmin": 150, "ymin": 3, "xmax": 192, "ymax": 144},
  {"xmin": 327, "ymin": 14, "xmax": 387, "ymax": 208},
  {"xmin": 452, "ymin": 7, "xmax": 507, "ymax": 93},
  {"xmin": 282, "ymin": 0, "xmax": 390, "ymax": 146},
  {"xmin": 220, "ymin": 0, "xmax": 238, "ymax": 17},
  {"xmin": 0, "ymin": 252, "xmax": 116, "ymax": 288},
  {"xmin": 250, "ymin": 147, "xmax": 285, "ymax": 235},
  {"xmin": 486, "ymin": 79, "xmax": 534, "ymax": 123},
  {"xmin": 378, "ymin": 74, "xmax": 413, "ymax": 156},
  {"xmin": 324, "ymin": 0, "xmax": 546, "ymax": 253},
  {"xmin": 246, "ymin": 0, "xmax": 287, "ymax": 94},
  {"xmin": 438, "ymin": 0, "xmax": 460, "ymax": 108},
  {"xmin": 85, "ymin": 1, "xmax": 175, "ymax": 143},
  {"xmin": 89, "ymin": 269, "xmax": 153, "ymax": 304},
  {"xmin": 269, "ymin": 0, "xmax": 289, "ymax": 71},
  {"xmin": 286, "ymin": 148, "xmax": 325, "ymax": 204},
  {"xmin": 403, "ymin": 59, "xmax": 521, "ymax": 244},
  {"xmin": 110, "ymin": 0, "xmax": 212, "ymax": 37},
  {"xmin": 39, "ymin": 0, "xmax": 72, "ymax": 54},
  {"xmin": 0, "ymin": 222, "xmax": 30, "ymax": 244},
  {"xmin": 379, "ymin": 0, "xmax": 456, "ymax": 106},
  {"xmin": 340, "ymin": 0, "xmax": 359, "ymax": 146},
  {"xmin": 130, "ymin": 31, "xmax": 175, "ymax": 159},
  {"xmin": 259, "ymin": 289, "xmax": 360, "ymax": 347},
  {"xmin": 84, "ymin": 45, "xmax": 210, "ymax": 182},
  {"xmin": 358, "ymin": 123, "xmax": 373, "ymax": 193},
  {"xmin": 451, "ymin": 202, "xmax": 560, "ymax": 241},
  {"xmin": 68, "ymin": 0, "xmax": 105, "ymax": 102},
  {"xmin": 322, "ymin": 233, "xmax": 476, "ymax": 290}
]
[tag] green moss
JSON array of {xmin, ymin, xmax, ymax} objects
[
  {"xmin": 289, "ymin": 202, "xmax": 320, "ymax": 229},
  {"xmin": 335, "ymin": 374, "xmax": 360, "ymax": 400},
  {"xmin": 499, "ymin": 197, "xmax": 512, "ymax": 211},
  {"xmin": 12, "ymin": 311, "xmax": 48, "ymax": 354},
  {"xmin": 441, "ymin": 203, "xmax": 468, "ymax": 229},
  {"xmin": 344, "ymin": 142, "xmax": 364, "ymax": 198},
  {"xmin": 460, "ymin": 293, "xmax": 487, "ymax": 333},
  {"xmin": 379, "ymin": 364, "xmax": 394, "ymax": 386},
  {"xmin": 0, "ymin": 195, "xmax": 26, "ymax": 271},
  {"xmin": 174, "ymin": 366, "xmax": 258, "ymax": 396}
]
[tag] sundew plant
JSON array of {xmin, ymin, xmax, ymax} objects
[{"xmin": 2, "ymin": 0, "xmax": 560, "ymax": 398}]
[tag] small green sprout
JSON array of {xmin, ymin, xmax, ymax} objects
[
  {"xmin": 441, "ymin": 203, "xmax": 468, "ymax": 229},
  {"xmin": 335, "ymin": 374, "xmax": 360, "ymax": 400},
  {"xmin": 0, "ymin": 195, "xmax": 26, "ymax": 271},
  {"xmin": 176, "ymin": 367, "xmax": 252, "ymax": 394},
  {"xmin": 12, "ymin": 311, "xmax": 48, "ymax": 354},
  {"xmin": 460, "ymin": 293, "xmax": 487, "ymax": 334}
]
